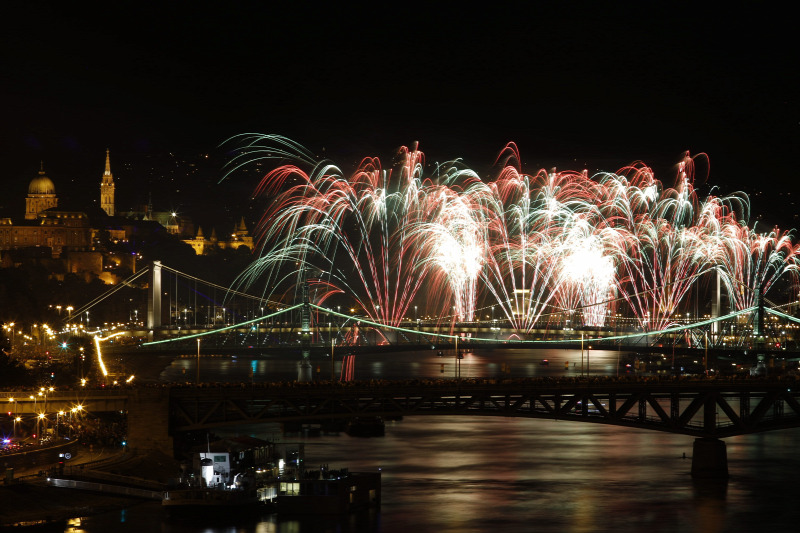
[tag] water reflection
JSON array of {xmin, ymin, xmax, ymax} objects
[
  {"xmin": 72, "ymin": 349, "xmax": 796, "ymax": 531},
  {"xmin": 75, "ymin": 416, "xmax": 800, "ymax": 532},
  {"xmin": 160, "ymin": 348, "xmax": 636, "ymax": 383}
]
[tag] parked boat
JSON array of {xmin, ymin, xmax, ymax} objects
[
  {"xmin": 275, "ymin": 467, "xmax": 381, "ymax": 515},
  {"xmin": 162, "ymin": 451, "xmax": 269, "ymax": 516},
  {"xmin": 162, "ymin": 444, "xmax": 381, "ymax": 516}
]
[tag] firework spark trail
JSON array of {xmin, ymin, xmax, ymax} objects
[
  {"xmin": 717, "ymin": 225, "xmax": 800, "ymax": 310},
  {"xmin": 594, "ymin": 157, "xmax": 715, "ymax": 331},
  {"xmin": 223, "ymin": 136, "xmax": 799, "ymax": 337},
  {"xmin": 419, "ymin": 184, "xmax": 484, "ymax": 322},
  {"xmin": 228, "ymin": 137, "xmax": 433, "ymax": 329},
  {"xmin": 474, "ymin": 146, "xmax": 604, "ymax": 331},
  {"xmin": 557, "ymin": 228, "xmax": 616, "ymax": 327}
]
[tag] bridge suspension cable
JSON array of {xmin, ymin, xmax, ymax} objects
[
  {"xmin": 83, "ymin": 261, "xmax": 793, "ymax": 350},
  {"xmin": 139, "ymin": 301, "xmax": 760, "ymax": 348},
  {"xmin": 66, "ymin": 267, "xmax": 150, "ymax": 322},
  {"xmin": 159, "ymin": 264, "xmax": 284, "ymax": 306},
  {"xmin": 766, "ymin": 307, "xmax": 800, "ymax": 325},
  {"xmin": 141, "ymin": 303, "xmax": 303, "ymax": 346},
  {"xmin": 306, "ymin": 303, "xmax": 759, "ymax": 346}
]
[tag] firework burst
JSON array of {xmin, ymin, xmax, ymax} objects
[{"xmin": 224, "ymin": 136, "xmax": 799, "ymax": 337}]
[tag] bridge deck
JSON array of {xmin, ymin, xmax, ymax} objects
[
  {"xmin": 6, "ymin": 379, "xmax": 799, "ymax": 444},
  {"xmin": 167, "ymin": 378, "xmax": 800, "ymax": 438}
]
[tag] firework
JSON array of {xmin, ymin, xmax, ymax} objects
[
  {"xmin": 224, "ymin": 136, "xmax": 799, "ymax": 337},
  {"xmin": 228, "ymin": 138, "xmax": 433, "ymax": 331}
]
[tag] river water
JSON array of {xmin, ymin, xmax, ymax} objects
[
  {"xmin": 158, "ymin": 346, "xmax": 653, "ymax": 382},
  {"xmin": 69, "ymin": 348, "xmax": 800, "ymax": 532}
]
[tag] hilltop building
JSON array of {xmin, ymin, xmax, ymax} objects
[
  {"xmin": 183, "ymin": 217, "xmax": 254, "ymax": 255},
  {"xmin": 0, "ymin": 153, "xmax": 125, "ymax": 280},
  {"xmin": 24, "ymin": 162, "xmax": 60, "ymax": 220},
  {"xmin": 1, "ymin": 163, "xmax": 92, "ymax": 258},
  {"xmin": 1, "ymin": 150, "xmax": 253, "ymax": 273}
]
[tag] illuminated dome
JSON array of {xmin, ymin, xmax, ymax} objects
[{"xmin": 28, "ymin": 167, "xmax": 56, "ymax": 195}]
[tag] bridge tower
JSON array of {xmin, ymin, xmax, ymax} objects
[
  {"xmin": 753, "ymin": 281, "xmax": 767, "ymax": 369},
  {"xmin": 753, "ymin": 281, "xmax": 765, "ymax": 338},
  {"xmin": 298, "ymin": 269, "xmax": 312, "ymax": 381},
  {"xmin": 147, "ymin": 260, "xmax": 162, "ymax": 336},
  {"xmin": 711, "ymin": 268, "xmax": 721, "ymax": 341}
]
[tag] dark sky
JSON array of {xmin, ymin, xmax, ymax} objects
[{"xmin": 2, "ymin": 3, "xmax": 797, "ymax": 219}]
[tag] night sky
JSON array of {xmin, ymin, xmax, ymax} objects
[{"xmin": 2, "ymin": 3, "xmax": 797, "ymax": 225}]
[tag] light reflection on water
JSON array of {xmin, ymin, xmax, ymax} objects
[
  {"xmin": 160, "ymin": 348, "xmax": 639, "ymax": 383},
  {"xmin": 76, "ymin": 350, "xmax": 800, "ymax": 531},
  {"xmin": 76, "ymin": 416, "xmax": 800, "ymax": 533}
]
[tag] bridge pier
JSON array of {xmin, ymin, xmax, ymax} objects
[
  {"xmin": 126, "ymin": 388, "xmax": 173, "ymax": 456},
  {"xmin": 691, "ymin": 438, "xmax": 728, "ymax": 479}
]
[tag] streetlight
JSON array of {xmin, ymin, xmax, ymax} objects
[
  {"xmin": 8, "ymin": 398, "xmax": 16, "ymax": 436},
  {"xmin": 259, "ymin": 307, "xmax": 265, "ymax": 345},
  {"xmin": 37, "ymin": 413, "xmax": 46, "ymax": 440},
  {"xmin": 196, "ymin": 338, "xmax": 201, "ymax": 385}
]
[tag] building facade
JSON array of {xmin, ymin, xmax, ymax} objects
[
  {"xmin": 24, "ymin": 163, "xmax": 58, "ymax": 220},
  {"xmin": 1, "ymin": 162, "xmax": 97, "ymax": 258}
]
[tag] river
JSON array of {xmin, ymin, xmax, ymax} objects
[{"xmin": 68, "ymin": 348, "xmax": 800, "ymax": 532}]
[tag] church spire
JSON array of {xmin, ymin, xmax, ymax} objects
[{"xmin": 100, "ymin": 149, "xmax": 115, "ymax": 216}]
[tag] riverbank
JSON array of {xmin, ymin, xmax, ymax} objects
[
  {"xmin": 0, "ymin": 449, "xmax": 179, "ymax": 527},
  {"xmin": 0, "ymin": 481, "xmax": 146, "ymax": 527}
]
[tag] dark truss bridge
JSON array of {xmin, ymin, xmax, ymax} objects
[{"xmin": 169, "ymin": 378, "xmax": 800, "ymax": 439}]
